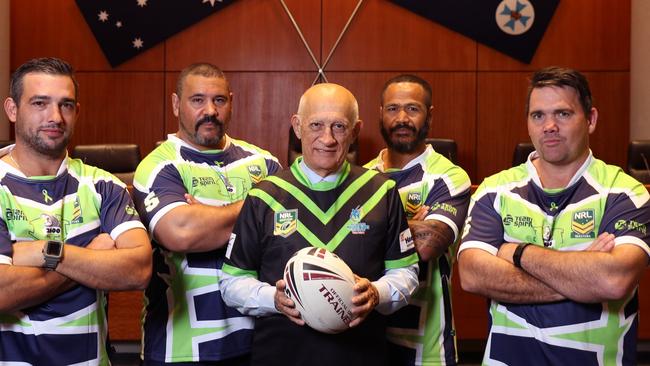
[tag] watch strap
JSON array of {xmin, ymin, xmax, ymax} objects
[
  {"xmin": 513, "ymin": 243, "xmax": 532, "ymax": 269},
  {"xmin": 43, "ymin": 255, "xmax": 60, "ymax": 270}
]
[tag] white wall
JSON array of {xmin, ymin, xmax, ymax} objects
[
  {"xmin": 0, "ymin": 0, "xmax": 9, "ymax": 139},
  {"xmin": 631, "ymin": 0, "xmax": 650, "ymax": 140}
]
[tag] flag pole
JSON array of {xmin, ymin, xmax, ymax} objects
[{"xmin": 279, "ymin": 0, "xmax": 327, "ymax": 84}]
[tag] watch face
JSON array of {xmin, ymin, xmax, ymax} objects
[{"xmin": 46, "ymin": 241, "xmax": 63, "ymax": 256}]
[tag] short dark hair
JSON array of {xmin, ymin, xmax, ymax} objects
[
  {"xmin": 176, "ymin": 63, "xmax": 228, "ymax": 97},
  {"xmin": 525, "ymin": 66, "xmax": 593, "ymax": 117},
  {"xmin": 381, "ymin": 74, "xmax": 432, "ymax": 108},
  {"xmin": 10, "ymin": 57, "xmax": 78, "ymax": 103}
]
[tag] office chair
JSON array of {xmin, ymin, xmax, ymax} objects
[
  {"xmin": 0, "ymin": 140, "xmax": 15, "ymax": 149},
  {"xmin": 71, "ymin": 144, "xmax": 141, "ymax": 185},
  {"xmin": 627, "ymin": 140, "xmax": 650, "ymax": 184},
  {"xmin": 426, "ymin": 138, "xmax": 458, "ymax": 164},
  {"xmin": 512, "ymin": 142, "xmax": 535, "ymax": 167}
]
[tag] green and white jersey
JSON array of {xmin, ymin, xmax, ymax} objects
[
  {"xmin": 459, "ymin": 151, "xmax": 650, "ymax": 366},
  {"xmin": 0, "ymin": 146, "xmax": 145, "ymax": 366},
  {"xmin": 132, "ymin": 134, "xmax": 280, "ymax": 363},
  {"xmin": 366, "ymin": 145, "xmax": 471, "ymax": 365}
]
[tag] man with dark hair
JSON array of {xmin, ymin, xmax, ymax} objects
[
  {"xmin": 220, "ymin": 83, "xmax": 419, "ymax": 366},
  {"xmin": 459, "ymin": 66, "xmax": 650, "ymax": 365},
  {"xmin": 133, "ymin": 63, "xmax": 280, "ymax": 365},
  {"xmin": 0, "ymin": 57, "xmax": 151, "ymax": 364},
  {"xmin": 365, "ymin": 74, "xmax": 471, "ymax": 365}
]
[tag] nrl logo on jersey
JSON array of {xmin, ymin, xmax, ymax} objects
[
  {"xmin": 405, "ymin": 192, "xmax": 422, "ymax": 218},
  {"xmin": 571, "ymin": 209, "xmax": 595, "ymax": 238},
  {"xmin": 247, "ymin": 165, "xmax": 263, "ymax": 184},
  {"xmin": 347, "ymin": 206, "xmax": 370, "ymax": 234},
  {"xmin": 274, "ymin": 209, "xmax": 298, "ymax": 237}
]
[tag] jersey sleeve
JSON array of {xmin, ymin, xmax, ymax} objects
[
  {"xmin": 266, "ymin": 158, "xmax": 281, "ymax": 176},
  {"xmin": 458, "ymin": 186, "xmax": 504, "ymax": 256},
  {"xmin": 95, "ymin": 180, "xmax": 145, "ymax": 239},
  {"xmin": 385, "ymin": 183, "xmax": 419, "ymax": 269},
  {"xmin": 600, "ymin": 182, "xmax": 650, "ymax": 255},
  {"xmin": 424, "ymin": 174, "xmax": 471, "ymax": 242},
  {"xmin": 133, "ymin": 163, "xmax": 188, "ymax": 233},
  {"xmin": 220, "ymin": 191, "xmax": 277, "ymax": 315},
  {"xmin": 222, "ymin": 189, "xmax": 265, "ymax": 278}
]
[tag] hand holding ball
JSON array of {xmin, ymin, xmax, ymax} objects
[{"xmin": 283, "ymin": 247, "xmax": 356, "ymax": 334}]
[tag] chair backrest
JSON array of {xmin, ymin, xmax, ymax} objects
[
  {"xmin": 0, "ymin": 140, "xmax": 15, "ymax": 149},
  {"xmin": 627, "ymin": 140, "xmax": 650, "ymax": 184},
  {"xmin": 426, "ymin": 138, "xmax": 457, "ymax": 164},
  {"xmin": 71, "ymin": 144, "xmax": 141, "ymax": 185},
  {"xmin": 512, "ymin": 142, "xmax": 535, "ymax": 167},
  {"xmin": 287, "ymin": 126, "xmax": 358, "ymax": 166}
]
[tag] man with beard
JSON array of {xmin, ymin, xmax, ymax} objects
[
  {"xmin": 365, "ymin": 74, "xmax": 471, "ymax": 365},
  {"xmin": 0, "ymin": 57, "xmax": 151, "ymax": 364},
  {"xmin": 458, "ymin": 67, "xmax": 650, "ymax": 365},
  {"xmin": 133, "ymin": 63, "xmax": 280, "ymax": 365},
  {"xmin": 220, "ymin": 83, "xmax": 419, "ymax": 366}
]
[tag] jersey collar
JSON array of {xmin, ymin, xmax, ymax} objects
[
  {"xmin": 527, "ymin": 149, "xmax": 594, "ymax": 190},
  {"xmin": 291, "ymin": 156, "xmax": 350, "ymax": 191},
  {"xmin": 372, "ymin": 144, "xmax": 432, "ymax": 173}
]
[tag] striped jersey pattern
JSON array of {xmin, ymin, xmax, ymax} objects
[
  {"xmin": 132, "ymin": 134, "xmax": 280, "ymax": 363},
  {"xmin": 459, "ymin": 153, "xmax": 650, "ymax": 365}
]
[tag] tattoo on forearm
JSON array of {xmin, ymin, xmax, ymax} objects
[{"xmin": 409, "ymin": 220, "xmax": 454, "ymax": 257}]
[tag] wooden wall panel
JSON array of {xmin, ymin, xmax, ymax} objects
[
  {"xmin": 451, "ymin": 267, "xmax": 489, "ymax": 340},
  {"xmin": 640, "ymin": 271, "xmax": 650, "ymax": 338},
  {"xmin": 478, "ymin": 0, "xmax": 630, "ymax": 71},
  {"xmin": 323, "ymin": 0, "xmax": 477, "ymax": 71},
  {"xmin": 583, "ymin": 72, "xmax": 630, "ymax": 168},
  {"xmin": 476, "ymin": 71, "xmax": 630, "ymax": 180},
  {"xmin": 10, "ymin": 0, "xmax": 164, "ymax": 71},
  {"xmin": 327, "ymin": 72, "xmax": 477, "ymax": 178},
  {"xmin": 71, "ymin": 72, "xmax": 166, "ymax": 154},
  {"xmin": 476, "ymin": 72, "xmax": 530, "ymax": 179},
  {"xmin": 164, "ymin": 0, "xmax": 319, "ymax": 71},
  {"xmin": 108, "ymin": 291, "xmax": 143, "ymax": 341}
]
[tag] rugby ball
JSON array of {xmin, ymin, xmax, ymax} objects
[{"xmin": 283, "ymin": 247, "xmax": 356, "ymax": 334}]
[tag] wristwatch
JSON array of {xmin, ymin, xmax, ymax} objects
[{"xmin": 42, "ymin": 240, "xmax": 64, "ymax": 270}]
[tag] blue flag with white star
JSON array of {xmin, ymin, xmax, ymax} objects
[
  {"xmin": 75, "ymin": 0, "xmax": 237, "ymax": 67},
  {"xmin": 390, "ymin": 0, "xmax": 560, "ymax": 63}
]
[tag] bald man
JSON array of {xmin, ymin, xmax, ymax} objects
[{"xmin": 220, "ymin": 83, "xmax": 419, "ymax": 366}]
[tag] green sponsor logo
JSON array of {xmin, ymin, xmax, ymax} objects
[
  {"xmin": 431, "ymin": 201, "xmax": 458, "ymax": 216},
  {"xmin": 191, "ymin": 176, "xmax": 217, "ymax": 188},
  {"xmin": 615, "ymin": 219, "xmax": 647, "ymax": 234}
]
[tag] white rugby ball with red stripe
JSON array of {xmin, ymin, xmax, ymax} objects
[{"xmin": 283, "ymin": 247, "xmax": 356, "ymax": 334}]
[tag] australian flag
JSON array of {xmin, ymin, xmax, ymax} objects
[
  {"xmin": 76, "ymin": 0, "xmax": 237, "ymax": 67},
  {"xmin": 390, "ymin": 0, "xmax": 560, "ymax": 63}
]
